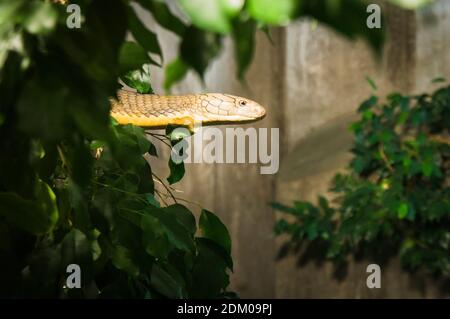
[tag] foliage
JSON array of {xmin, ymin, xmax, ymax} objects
[
  {"xmin": 275, "ymin": 84, "xmax": 450, "ymax": 280},
  {"xmin": 0, "ymin": 0, "xmax": 233, "ymax": 298},
  {"xmin": 0, "ymin": 0, "xmax": 433, "ymax": 298}
]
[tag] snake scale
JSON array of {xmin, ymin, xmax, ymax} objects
[{"xmin": 110, "ymin": 89, "xmax": 266, "ymax": 128}]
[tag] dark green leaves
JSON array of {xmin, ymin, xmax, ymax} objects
[
  {"xmin": 190, "ymin": 238, "xmax": 231, "ymax": 298},
  {"xmin": 180, "ymin": 26, "xmax": 223, "ymax": 78},
  {"xmin": 141, "ymin": 214, "xmax": 171, "ymax": 259},
  {"xmin": 0, "ymin": 0, "xmax": 236, "ymax": 299},
  {"xmin": 0, "ymin": 180, "xmax": 58, "ymax": 235},
  {"xmin": 137, "ymin": 0, "xmax": 187, "ymax": 36},
  {"xmin": 164, "ymin": 57, "xmax": 188, "ymax": 92},
  {"xmin": 233, "ymin": 19, "xmax": 256, "ymax": 79},
  {"xmin": 166, "ymin": 125, "xmax": 188, "ymax": 184},
  {"xmin": 128, "ymin": 6, "xmax": 162, "ymax": 61},
  {"xmin": 150, "ymin": 263, "xmax": 187, "ymax": 298},
  {"xmin": 119, "ymin": 41, "xmax": 159, "ymax": 75},
  {"xmin": 199, "ymin": 209, "xmax": 231, "ymax": 254},
  {"xmin": 167, "ymin": 158, "xmax": 185, "ymax": 185}
]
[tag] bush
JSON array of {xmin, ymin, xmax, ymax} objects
[
  {"xmin": 0, "ymin": 0, "xmax": 234, "ymax": 298},
  {"xmin": 275, "ymin": 84, "xmax": 450, "ymax": 280}
]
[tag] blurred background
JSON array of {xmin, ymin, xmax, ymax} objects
[{"xmin": 145, "ymin": 0, "xmax": 450, "ymax": 298}]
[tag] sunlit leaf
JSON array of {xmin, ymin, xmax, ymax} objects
[
  {"xmin": 247, "ymin": 0, "xmax": 298, "ymax": 25},
  {"xmin": 178, "ymin": 0, "xmax": 232, "ymax": 34},
  {"xmin": 121, "ymin": 64, "xmax": 154, "ymax": 94},
  {"xmin": 23, "ymin": 1, "xmax": 58, "ymax": 35}
]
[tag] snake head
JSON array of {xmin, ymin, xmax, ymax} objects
[{"xmin": 201, "ymin": 94, "xmax": 266, "ymax": 123}]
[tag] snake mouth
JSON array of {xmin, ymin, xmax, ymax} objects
[
  {"xmin": 222, "ymin": 112, "xmax": 266, "ymax": 124},
  {"xmin": 234, "ymin": 106, "xmax": 267, "ymax": 121}
]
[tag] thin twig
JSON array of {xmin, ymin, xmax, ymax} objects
[
  {"xmin": 148, "ymin": 133, "xmax": 172, "ymax": 149},
  {"xmin": 152, "ymin": 173, "xmax": 177, "ymax": 203},
  {"xmin": 154, "ymin": 189, "xmax": 169, "ymax": 206},
  {"xmin": 153, "ymin": 177, "xmax": 184, "ymax": 193},
  {"xmin": 379, "ymin": 145, "xmax": 394, "ymax": 172}
]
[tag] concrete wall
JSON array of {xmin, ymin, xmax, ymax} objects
[{"xmin": 137, "ymin": 0, "xmax": 450, "ymax": 298}]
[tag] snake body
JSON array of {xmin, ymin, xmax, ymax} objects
[{"xmin": 110, "ymin": 89, "xmax": 266, "ymax": 128}]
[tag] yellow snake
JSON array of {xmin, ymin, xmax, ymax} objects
[
  {"xmin": 51, "ymin": 1, "xmax": 266, "ymax": 128},
  {"xmin": 110, "ymin": 89, "xmax": 266, "ymax": 129}
]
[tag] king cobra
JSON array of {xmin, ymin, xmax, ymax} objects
[{"xmin": 110, "ymin": 89, "xmax": 266, "ymax": 129}]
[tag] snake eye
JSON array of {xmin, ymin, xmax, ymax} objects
[{"xmin": 239, "ymin": 100, "xmax": 247, "ymax": 107}]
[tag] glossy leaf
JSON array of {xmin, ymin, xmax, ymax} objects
[
  {"xmin": 164, "ymin": 57, "xmax": 188, "ymax": 93},
  {"xmin": 119, "ymin": 41, "xmax": 159, "ymax": 75},
  {"xmin": 199, "ymin": 209, "xmax": 231, "ymax": 254},
  {"xmin": 128, "ymin": 6, "xmax": 162, "ymax": 61},
  {"xmin": 178, "ymin": 0, "xmax": 232, "ymax": 34},
  {"xmin": 180, "ymin": 26, "xmax": 222, "ymax": 78}
]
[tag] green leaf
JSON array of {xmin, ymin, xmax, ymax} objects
[
  {"xmin": 431, "ymin": 77, "xmax": 446, "ymax": 84},
  {"xmin": 167, "ymin": 157, "xmax": 185, "ymax": 185},
  {"xmin": 421, "ymin": 160, "xmax": 434, "ymax": 177},
  {"xmin": 365, "ymin": 76, "xmax": 378, "ymax": 91},
  {"xmin": 180, "ymin": 26, "xmax": 222, "ymax": 78},
  {"xmin": 127, "ymin": 6, "xmax": 162, "ymax": 61},
  {"xmin": 219, "ymin": 0, "xmax": 245, "ymax": 16},
  {"xmin": 167, "ymin": 125, "xmax": 191, "ymax": 142},
  {"xmin": 150, "ymin": 263, "xmax": 186, "ymax": 298},
  {"xmin": 119, "ymin": 124, "xmax": 151, "ymax": 154},
  {"xmin": 141, "ymin": 214, "xmax": 171, "ymax": 259},
  {"xmin": 164, "ymin": 57, "xmax": 188, "ymax": 93},
  {"xmin": 190, "ymin": 238, "xmax": 230, "ymax": 298},
  {"xmin": 199, "ymin": 209, "xmax": 231, "ymax": 254},
  {"xmin": 233, "ymin": 19, "xmax": 256, "ymax": 80},
  {"xmin": 358, "ymin": 95, "xmax": 378, "ymax": 112},
  {"xmin": 121, "ymin": 64, "xmax": 154, "ymax": 94},
  {"xmin": 165, "ymin": 204, "xmax": 196, "ymax": 235},
  {"xmin": 145, "ymin": 193, "xmax": 160, "ymax": 208},
  {"xmin": 0, "ymin": 0, "xmax": 24, "ymax": 26},
  {"xmin": 247, "ymin": 0, "xmax": 298, "ymax": 25},
  {"xmin": 67, "ymin": 179, "xmax": 91, "ymax": 232},
  {"xmin": 178, "ymin": 0, "xmax": 232, "ymax": 34},
  {"xmin": 23, "ymin": 1, "xmax": 58, "ymax": 35},
  {"xmin": 111, "ymin": 245, "xmax": 140, "ymax": 277},
  {"xmin": 386, "ymin": 0, "xmax": 432, "ymax": 9},
  {"xmin": 137, "ymin": 0, "xmax": 187, "ymax": 36},
  {"xmin": 119, "ymin": 41, "xmax": 159, "ymax": 75},
  {"xmin": 147, "ymin": 207, "xmax": 195, "ymax": 253},
  {"xmin": 397, "ymin": 202, "xmax": 409, "ymax": 219},
  {"xmin": 34, "ymin": 178, "xmax": 59, "ymax": 230},
  {"xmin": 0, "ymin": 189, "xmax": 57, "ymax": 235}
]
